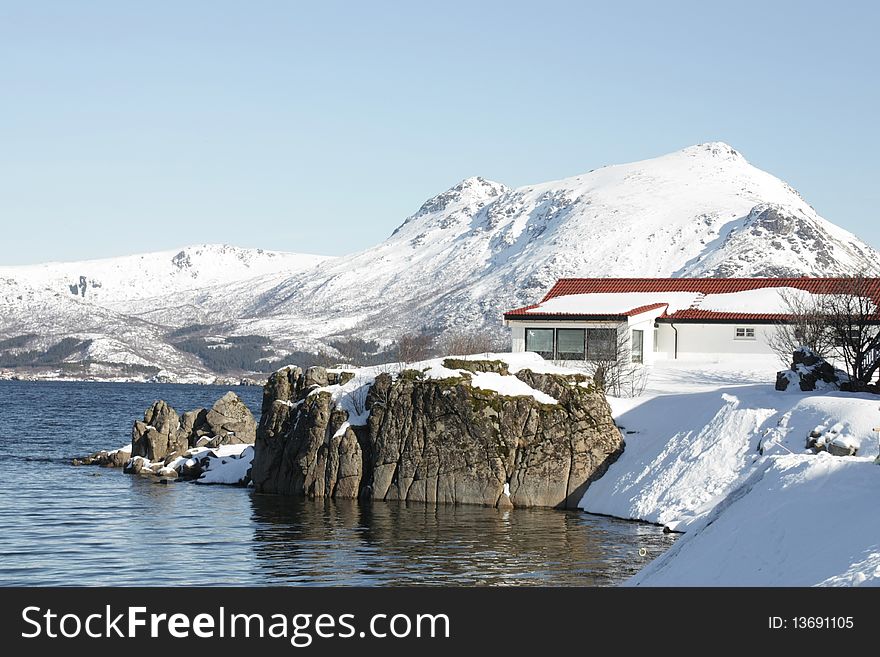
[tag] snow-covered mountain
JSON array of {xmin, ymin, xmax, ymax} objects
[
  {"xmin": 3, "ymin": 142, "xmax": 879, "ymax": 380},
  {"xmin": 0, "ymin": 244, "xmax": 331, "ymax": 305}
]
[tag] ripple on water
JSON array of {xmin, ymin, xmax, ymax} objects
[{"xmin": 0, "ymin": 380, "xmax": 675, "ymax": 586}]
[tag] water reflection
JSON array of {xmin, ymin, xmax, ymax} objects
[
  {"xmin": 0, "ymin": 380, "xmax": 676, "ymax": 587},
  {"xmin": 249, "ymin": 495, "xmax": 675, "ymax": 586}
]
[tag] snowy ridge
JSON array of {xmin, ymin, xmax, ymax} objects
[
  {"xmin": 2, "ymin": 143, "xmax": 880, "ymax": 379},
  {"xmin": 0, "ymin": 243, "xmax": 332, "ymax": 305}
]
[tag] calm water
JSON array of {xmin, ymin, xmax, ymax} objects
[{"xmin": 0, "ymin": 380, "xmax": 675, "ymax": 586}]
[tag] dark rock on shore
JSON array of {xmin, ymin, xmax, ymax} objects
[
  {"xmin": 75, "ymin": 391, "xmax": 256, "ymax": 483},
  {"xmin": 130, "ymin": 391, "xmax": 256, "ymax": 462},
  {"xmin": 250, "ymin": 361, "xmax": 623, "ymax": 509}
]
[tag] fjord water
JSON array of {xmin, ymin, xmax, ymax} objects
[{"xmin": 0, "ymin": 380, "xmax": 674, "ymax": 586}]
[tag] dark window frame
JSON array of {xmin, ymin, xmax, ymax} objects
[
  {"xmin": 586, "ymin": 327, "xmax": 618, "ymax": 360},
  {"xmin": 525, "ymin": 327, "xmax": 555, "ymax": 359},
  {"xmin": 632, "ymin": 329, "xmax": 644, "ymax": 363},
  {"xmin": 556, "ymin": 328, "xmax": 586, "ymax": 360}
]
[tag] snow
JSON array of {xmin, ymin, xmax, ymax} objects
[
  {"xmin": 628, "ymin": 455, "xmax": 880, "ymax": 587},
  {"xmin": 526, "ymin": 292, "xmax": 700, "ymax": 315},
  {"xmin": 697, "ymin": 287, "xmax": 824, "ymax": 313},
  {"xmin": 303, "ymin": 353, "xmax": 571, "ymax": 419},
  {"xmin": 196, "ymin": 446, "xmax": 254, "ymax": 485},
  {"xmin": 469, "ymin": 372, "xmax": 558, "ymax": 404},
  {"xmin": 578, "ymin": 358, "xmax": 880, "ymax": 586},
  {"xmin": 527, "ymin": 285, "xmax": 874, "ymax": 317},
  {"xmin": 4, "ymin": 143, "xmax": 879, "ymax": 381}
]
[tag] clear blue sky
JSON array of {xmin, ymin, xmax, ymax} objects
[{"xmin": 1, "ymin": 1, "xmax": 878, "ymax": 264}]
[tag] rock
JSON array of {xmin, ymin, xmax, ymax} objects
[
  {"xmin": 181, "ymin": 408, "xmax": 208, "ymax": 435},
  {"xmin": 144, "ymin": 400, "xmax": 180, "ymax": 435},
  {"xmin": 304, "ymin": 366, "xmax": 329, "ymax": 389},
  {"xmin": 72, "ymin": 447, "xmax": 131, "ymax": 468},
  {"xmin": 442, "ymin": 358, "xmax": 510, "ymax": 375},
  {"xmin": 179, "ymin": 460, "xmax": 203, "ymax": 479},
  {"xmin": 131, "ymin": 400, "xmax": 188, "ymax": 461},
  {"xmin": 156, "ymin": 466, "xmax": 179, "ymax": 479},
  {"xmin": 204, "ymin": 392, "xmax": 256, "ymax": 445},
  {"xmin": 827, "ymin": 439, "xmax": 858, "ymax": 457},
  {"xmin": 121, "ymin": 393, "xmax": 254, "ymax": 479},
  {"xmin": 251, "ymin": 361, "xmax": 623, "ymax": 509},
  {"xmin": 839, "ymin": 380, "xmax": 880, "ymax": 394},
  {"xmin": 792, "ymin": 348, "xmax": 822, "ymax": 367},
  {"xmin": 329, "ymin": 371, "xmax": 356, "ymax": 386},
  {"xmin": 776, "ymin": 347, "xmax": 848, "ymax": 392},
  {"xmin": 123, "ymin": 456, "xmax": 151, "ymax": 474}
]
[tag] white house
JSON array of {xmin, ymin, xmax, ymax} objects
[{"xmin": 503, "ymin": 277, "xmax": 880, "ymax": 365}]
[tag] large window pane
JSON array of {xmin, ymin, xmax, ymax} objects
[
  {"xmin": 525, "ymin": 328, "xmax": 554, "ymax": 359},
  {"xmin": 557, "ymin": 329, "xmax": 585, "ymax": 360},
  {"xmin": 631, "ymin": 329, "xmax": 644, "ymax": 363},
  {"xmin": 587, "ymin": 328, "xmax": 617, "ymax": 360}
]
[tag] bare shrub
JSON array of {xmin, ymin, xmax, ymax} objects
[
  {"xmin": 559, "ymin": 328, "xmax": 649, "ymax": 398},
  {"xmin": 768, "ymin": 288, "xmax": 836, "ymax": 366},
  {"xmin": 770, "ymin": 274, "xmax": 880, "ymax": 384},
  {"xmin": 394, "ymin": 332, "xmax": 434, "ymax": 364},
  {"xmin": 438, "ymin": 329, "xmax": 502, "ymax": 357}
]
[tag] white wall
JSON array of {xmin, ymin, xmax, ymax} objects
[
  {"xmin": 626, "ymin": 314, "xmax": 659, "ymax": 365},
  {"xmin": 508, "ymin": 317, "xmax": 785, "ymax": 363},
  {"xmin": 670, "ymin": 322, "xmax": 777, "ymax": 359}
]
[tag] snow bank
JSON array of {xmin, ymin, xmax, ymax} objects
[
  {"xmin": 629, "ymin": 455, "xmax": 880, "ymax": 587},
  {"xmin": 580, "ymin": 359, "xmax": 880, "ymax": 585}
]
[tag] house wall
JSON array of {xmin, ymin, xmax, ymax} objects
[
  {"xmin": 669, "ymin": 322, "xmax": 777, "ymax": 359},
  {"xmin": 626, "ymin": 314, "xmax": 659, "ymax": 365},
  {"xmin": 508, "ymin": 318, "xmax": 782, "ymax": 362},
  {"xmin": 506, "ymin": 315, "xmax": 660, "ymax": 365}
]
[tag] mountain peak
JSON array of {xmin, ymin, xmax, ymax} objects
[
  {"xmin": 681, "ymin": 141, "xmax": 744, "ymax": 161},
  {"xmin": 392, "ymin": 176, "xmax": 508, "ymax": 236}
]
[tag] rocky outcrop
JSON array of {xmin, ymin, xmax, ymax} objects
[
  {"xmin": 130, "ymin": 391, "xmax": 256, "ymax": 462},
  {"xmin": 75, "ymin": 391, "xmax": 256, "ymax": 484},
  {"xmin": 806, "ymin": 424, "xmax": 859, "ymax": 457},
  {"xmin": 775, "ymin": 347, "xmax": 848, "ymax": 392},
  {"xmin": 250, "ymin": 361, "xmax": 623, "ymax": 509},
  {"xmin": 72, "ymin": 446, "xmax": 131, "ymax": 468}
]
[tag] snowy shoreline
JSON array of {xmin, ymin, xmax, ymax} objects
[
  {"xmin": 65, "ymin": 352, "xmax": 880, "ymax": 586},
  {"xmin": 579, "ymin": 357, "xmax": 880, "ymax": 587},
  {"xmin": 0, "ymin": 371, "xmax": 261, "ymax": 386}
]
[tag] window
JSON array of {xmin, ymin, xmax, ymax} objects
[
  {"xmin": 586, "ymin": 328, "xmax": 617, "ymax": 360},
  {"xmin": 525, "ymin": 328, "xmax": 554, "ymax": 359},
  {"xmin": 631, "ymin": 329, "xmax": 644, "ymax": 363},
  {"xmin": 734, "ymin": 327, "xmax": 756, "ymax": 340},
  {"xmin": 556, "ymin": 329, "xmax": 585, "ymax": 360},
  {"xmin": 833, "ymin": 327, "xmax": 863, "ymax": 347}
]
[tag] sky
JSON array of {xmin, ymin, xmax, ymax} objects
[{"xmin": 1, "ymin": 0, "xmax": 878, "ymax": 265}]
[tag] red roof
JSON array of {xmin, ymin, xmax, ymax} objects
[
  {"xmin": 539, "ymin": 277, "xmax": 880, "ymax": 300},
  {"xmin": 503, "ymin": 277, "xmax": 880, "ymax": 322}
]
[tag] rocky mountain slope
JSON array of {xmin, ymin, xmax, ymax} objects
[{"xmin": 2, "ymin": 142, "xmax": 879, "ymax": 380}]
